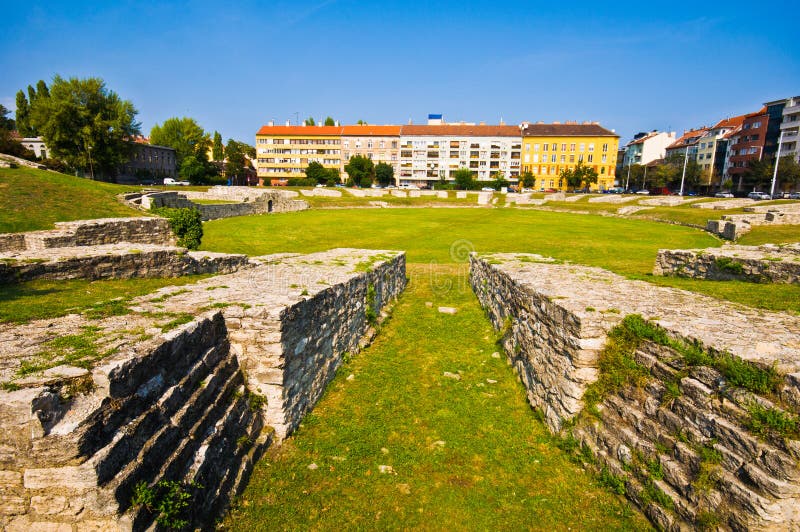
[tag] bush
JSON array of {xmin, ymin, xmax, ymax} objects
[
  {"xmin": 40, "ymin": 158, "xmax": 68, "ymax": 173},
  {"xmin": 152, "ymin": 207, "xmax": 203, "ymax": 249},
  {"xmin": 287, "ymin": 177, "xmax": 317, "ymax": 187}
]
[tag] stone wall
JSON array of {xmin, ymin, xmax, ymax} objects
[
  {"xmin": 0, "ymin": 218, "xmax": 175, "ymax": 253},
  {"xmin": 706, "ymin": 207, "xmax": 800, "ymax": 240},
  {"xmin": 470, "ymin": 253, "xmax": 800, "ymax": 530},
  {"xmin": 0, "ymin": 248, "xmax": 406, "ymax": 529},
  {"xmin": 133, "ymin": 190, "xmax": 308, "ymax": 221},
  {"xmin": 0, "ymin": 245, "xmax": 249, "ymax": 284},
  {"xmin": 655, "ymin": 244, "xmax": 800, "ymax": 284},
  {"xmin": 0, "ymin": 313, "xmax": 271, "ymax": 530}
]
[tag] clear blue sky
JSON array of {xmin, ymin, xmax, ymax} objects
[{"xmin": 2, "ymin": 1, "xmax": 798, "ymax": 145}]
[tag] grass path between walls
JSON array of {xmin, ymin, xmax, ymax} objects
[{"xmin": 224, "ymin": 264, "xmax": 651, "ymax": 530}]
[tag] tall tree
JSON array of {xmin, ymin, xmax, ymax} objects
[
  {"xmin": 29, "ymin": 76, "xmax": 140, "ymax": 179},
  {"xmin": 0, "ymin": 104, "xmax": 15, "ymax": 131},
  {"xmin": 520, "ymin": 171, "xmax": 535, "ymax": 189},
  {"xmin": 375, "ymin": 162, "xmax": 394, "ymax": 186},
  {"xmin": 35, "ymin": 80, "xmax": 50, "ymax": 100},
  {"xmin": 344, "ymin": 155, "xmax": 375, "ymax": 187},
  {"xmin": 212, "ymin": 131, "xmax": 224, "ymax": 161},
  {"xmin": 304, "ymin": 117, "xmax": 316, "ymax": 126},
  {"xmin": 224, "ymin": 139, "xmax": 246, "ymax": 185},
  {"xmin": 453, "ymin": 168, "xmax": 478, "ymax": 190},
  {"xmin": 560, "ymin": 161, "xmax": 598, "ymax": 191},
  {"xmin": 150, "ymin": 117, "xmax": 208, "ymax": 165},
  {"xmin": 324, "ymin": 116, "xmax": 335, "ymax": 126},
  {"xmin": 777, "ymin": 155, "xmax": 800, "ymax": 192},
  {"xmin": 742, "ymin": 158, "xmax": 773, "ymax": 191},
  {"xmin": 15, "ymin": 91, "xmax": 33, "ymax": 136}
]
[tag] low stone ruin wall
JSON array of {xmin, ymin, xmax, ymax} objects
[
  {"xmin": 706, "ymin": 208, "xmax": 800, "ymax": 240},
  {"xmin": 131, "ymin": 190, "xmax": 308, "ymax": 221},
  {"xmin": 655, "ymin": 244, "xmax": 800, "ymax": 284},
  {"xmin": 0, "ymin": 245, "xmax": 249, "ymax": 284},
  {"xmin": 471, "ymin": 253, "xmax": 800, "ymax": 530},
  {"xmin": 0, "ymin": 248, "xmax": 406, "ymax": 529},
  {"xmin": 0, "ymin": 217, "xmax": 175, "ymax": 253}
]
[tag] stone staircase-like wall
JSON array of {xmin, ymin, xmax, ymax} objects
[
  {"xmin": 471, "ymin": 253, "xmax": 800, "ymax": 530},
  {"xmin": 654, "ymin": 244, "xmax": 800, "ymax": 284}
]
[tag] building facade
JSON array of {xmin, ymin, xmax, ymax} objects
[
  {"xmin": 398, "ymin": 124, "xmax": 521, "ymax": 185},
  {"xmin": 520, "ymin": 122, "xmax": 619, "ymax": 191},
  {"xmin": 340, "ymin": 125, "xmax": 400, "ymax": 181},
  {"xmin": 623, "ymin": 131, "xmax": 676, "ymax": 167},
  {"xmin": 20, "ymin": 137, "xmax": 48, "ymax": 159},
  {"xmin": 255, "ymin": 123, "xmax": 342, "ymax": 182},
  {"xmin": 695, "ymin": 116, "xmax": 745, "ymax": 188},
  {"xmin": 725, "ymin": 108, "xmax": 768, "ymax": 188},
  {"xmin": 778, "ymin": 95, "xmax": 800, "ymax": 164},
  {"xmin": 118, "ymin": 141, "xmax": 177, "ymax": 183},
  {"xmin": 664, "ymin": 128, "xmax": 709, "ymax": 160}
]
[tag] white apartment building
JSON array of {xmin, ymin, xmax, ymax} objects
[
  {"xmin": 398, "ymin": 124, "xmax": 521, "ymax": 186},
  {"xmin": 778, "ymin": 95, "xmax": 800, "ymax": 163},
  {"xmin": 623, "ymin": 131, "xmax": 676, "ymax": 167}
]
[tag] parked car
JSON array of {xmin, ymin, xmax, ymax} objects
[
  {"xmin": 481, "ymin": 187, "xmax": 495, "ymax": 192},
  {"xmin": 747, "ymin": 191, "xmax": 771, "ymax": 200},
  {"xmin": 790, "ymin": 192, "xmax": 800, "ymax": 199},
  {"xmin": 163, "ymin": 178, "xmax": 190, "ymax": 186},
  {"xmin": 635, "ymin": 189, "xmax": 650, "ymax": 195},
  {"xmin": 715, "ymin": 192, "xmax": 734, "ymax": 198}
]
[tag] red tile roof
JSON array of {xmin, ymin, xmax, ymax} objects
[
  {"xmin": 666, "ymin": 128, "xmax": 710, "ymax": 149},
  {"xmin": 341, "ymin": 125, "xmax": 401, "ymax": 136},
  {"xmin": 712, "ymin": 114, "xmax": 746, "ymax": 130},
  {"xmin": 256, "ymin": 125, "xmax": 343, "ymax": 136},
  {"xmin": 401, "ymin": 124, "xmax": 521, "ymax": 136},
  {"xmin": 627, "ymin": 131, "xmax": 660, "ymax": 146}
]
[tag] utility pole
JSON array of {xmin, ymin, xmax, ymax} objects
[
  {"xmin": 770, "ymin": 130, "xmax": 785, "ymax": 197},
  {"xmin": 88, "ymin": 145, "xmax": 95, "ymax": 180},
  {"xmin": 678, "ymin": 146, "xmax": 689, "ymax": 196}
]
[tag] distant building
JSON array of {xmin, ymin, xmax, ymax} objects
[
  {"xmin": 695, "ymin": 115, "xmax": 746, "ymax": 190},
  {"xmin": 255, "ymin": 122, "xmax": 342, "ymax": 181},
  {"xmin": 622, "ymin": 131, "xmax": 676, "ymax": 167},
  {"xmin": 725, "ymin": 107, "xmax": 769, "ymax": 189},
  {"xmin": 20, "ymin": 137, "xmax": 48, "ymax": 159},
  {"xmin": 664, "ymin": 127, "xmax": 710, "ymax": 160},
  {"xmin": 775, "ymin": 95, "xmax": 800, "ymax": 164},
  {"xmin": 118, "ymin": 137, "xmax": 177, "ymax": 183},
  {"xmin": 341, "ymin": 125, "xmax": 400, "ymax": 181},
  {"xmin": 520, "ymin": 122, "xmax": 619, "ymax": 191}
]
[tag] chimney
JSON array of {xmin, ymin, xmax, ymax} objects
[
  {"xmin": 335, "ymin": 120, "xmax": 339, "ymax": 126},
  {"xmin": 286, "ymin": 120, "xmax": 291, "ymax": 126},
  {"xmin": 268, "ymin": 120, "xmax": 274, "ymax": 127},
  {"xmin": 499, "ymin": 118, "xmax": 505, "ymax": 125},
  {"xmin": 479, "ymin": 121, "xmax": 486, "ymax": 125}
]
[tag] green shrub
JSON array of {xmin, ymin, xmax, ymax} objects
[
  {"xmin": 747, "ymin": 403, "xmax": 800, "ymax": 439},
  {"xmin": 598, "ymin": 468, "xmax": 626, "ymax": 495},
  {"xmin": 131, "ymin": 479, "xmax": 201, "ymax": 530},
  {"xmin": 287, "ymin": 177, "xmax": 317, "ymax": 187},
  {"xmin": 714, "ymin": 256, "xmax": 744, "ymax": 275},
  {"xmin": 152, "ymin": 207, "xmax": 203, "ymax": 250}
]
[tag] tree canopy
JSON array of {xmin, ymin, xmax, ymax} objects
[
  {"xmin": 324, "ymin": 116, "xmax": 336, "ymax": 126},
  {"xmin": 519, "ymin": 172, "xmax": 535, "ymax": 189},
  {"xmin": 224, "ymin": 139, "xmax": 247, "ymax": 185},
  {"xmin": 0, "ymin": 104, "xmax": 15, "ymax": 131},
  {"xmin": 375, "ymin": 162, "xmax": 394, "ymax": 187},
  {"xmin": 150, "ymin": 117, "xmax": 208, "ymax": 165},
  {"xmin": 212, "ymin": 131, "xmax": 224, "ymax": 161},
  {"xmin": 28, "ymin": 76, "xmax": 140, "ymax": 179},
  {"xmin": 453, "ymin": 168, "xmax": 479, "ymax": 190},
  {"xmin": 559, "ymin": 161, "xmax": 598, "ymax": 191},
  {"xmin": 344, "ymin": 155, "xmax": 375, "ymax": 187}
]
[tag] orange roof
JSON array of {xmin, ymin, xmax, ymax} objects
[
  {"xmin": 712, "ymin": 114, "xmax": 746, "ymax": 130},
  {"xmin": 341, "ymin": 125, "xmax": 401, "ymax": 136},
  {"xmin": 256, "ymin": 125, "xmax": 343, "ymax": 136},
  {"xmin": 666, "ymin": 128, "xmax": 710, "ymax": 149},
  {"xmin": 722, "ymin": 125, "xmax": 742, "ymax": 139},
  {"xmin": 401, "ymin": 124, "xmax": 521, "ymax": 136},
  {"xmin": 745, "ymin": 106, "xmax": 768, "ymax": 119}
]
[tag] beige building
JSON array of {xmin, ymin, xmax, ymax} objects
[
  {"xmin": 255, "ymin": 123, "xmax": 342, "ymax": 183},
  {"xmin": 341, "ymin": 125, "xmax": 400, "ymax": 180}
]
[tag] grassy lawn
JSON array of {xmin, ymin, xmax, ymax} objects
[
  {"xmin": 0, "ymin": 275, "xmax": 210, "ymax": 324},
  {"xmin": 202, "ymin": 208, "xmax": 717, "ymax": 277},
  {"xmin": 225, "ymin": 264, "xmax": 651, "ymax": 531},
  {"xmin": 0, "ymin": 166, "xmax": 141, "ymax": 232},
  {"xmin": 738, "ymin": 225, "xmax": 800, "ymax": 246}
]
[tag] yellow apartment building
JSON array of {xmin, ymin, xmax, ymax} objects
[
  {"xmin": 520, "ymin": 122, "xmax": 619, "ymax": 191},
  {"xmin": 255, "ymin": 123, "xmax": 343, "ymax": 183}
]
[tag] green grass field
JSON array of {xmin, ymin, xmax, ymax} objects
[{"xmin": 225, "ymin": 264, "xmax": 652, "ymax": 531}]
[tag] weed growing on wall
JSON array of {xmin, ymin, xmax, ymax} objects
[
  {"xmin": 152, "ymin": 207, "xmax": 203, "ymax": 250},
  {"xmin": 131, "ymin": 479, "xmax": 202, "ymax": 530}
]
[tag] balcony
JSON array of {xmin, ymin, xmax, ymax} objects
[{"xmin": 783, "ymin": 103, "xmax": 800, "ymax": 116}]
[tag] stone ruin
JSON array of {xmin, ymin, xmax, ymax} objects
[
  {"xmin": 705, "ymin": 203, "xmax": 800, "ymax": 240},
  {"xmin": 122, "ymin": 186, "xmax": 308, "ymax": 221},
  {"xmin": 655, "ymin": 243, "xmax": 800, "ymax": 284},
  {"xmin": 0, "ymin": 215, "xmax": 407, "ymax": 530},
  {"xmin": 471, "ymin": 253, "xmax": 800, "ymax": 530}
]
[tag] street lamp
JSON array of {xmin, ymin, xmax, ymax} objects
[
  {"xmin": 770, "ymin": 130, "xmax": 785, "ymax": 197},
  {"xmin": 87, "ymin": 145, "xmax": 95, "ymax": 180},
  {"xmin": 678, "ymin": 146, "xmax": 689, "ymax": 196}
]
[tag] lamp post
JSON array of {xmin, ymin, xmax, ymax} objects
[
  {"xmin": 678, "ymin": 146, "xmax": 689, "ymax": 196},
  {"xmin": 770, "ymin": 130, "xmax": 785, "ymax": 197},
  {"xmin": 625, "ymin": 152, "xmax": 632, "ymax": 192},
  {"xmin": 87, "ymin": 145, "xmax": 95, "ymax": 181}
]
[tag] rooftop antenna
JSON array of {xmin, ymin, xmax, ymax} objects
[{"xmin": 294, "ymin": 112, "xmax": 299, "ymax": 126}]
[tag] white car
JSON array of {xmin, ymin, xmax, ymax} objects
[
  {"xmin": 481, "ymin": 187, "xmax": 495, "ymax": 192},
  {"xmin": 715, "ymin": 192, "xmax": 734, "ymax": 198},
  {"xmin": 635, "ymin": 189, "xmax": 650, "ymax": 195},
  {"xmin": 163, "ymin": 178, "xmax": 190, "ymax": 186}
]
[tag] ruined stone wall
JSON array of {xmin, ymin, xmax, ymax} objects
[
  {"xmin": 0, "ymin": 218, "xmax": 175, "ymax": 253},
  {"xmin": 0, "ymin": 246, "xmax": 249, "ymax": 284},
  {"xmin": 137, "ymin": 191, "xmax": 308, "ymax": 221},
  {"xmin": 470, "ymin": 253, "xmax": 800, "ymax": 530},
  {"xmin": 0, "ymin": 313, "xmax": 270, "ymax": 531},
  {"xmin": 655, "ymin": 244, "xmax": 800, "ymax": 284}
]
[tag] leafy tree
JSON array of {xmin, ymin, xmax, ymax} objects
[
  {"xmin": 15, "ymin": 91, "xmax": 33, "ymax": 136},
  {"xmin": 150, "ymin": 117, "xmax": 207, "ymax": 165},
  {"xmin": 224, "ymin": 139, "xmax": 247, "ymax": 185},
  {"xmin": 35, "ymin": 80, "xmax": 50, "ymax": 100},
  {"xmin": 344, "ymin": 155, "xmax": 375, "ymax": 187},
  {"xmin": 623, "ymin": 164, "xmax": 645, "ymax": 190},
  {"xmin": 742, "ymin": 158, "xmax": 773, "ymax": 191},
  {"xmin": 325, "ymin": 168, "xmax": 341, "ymax": 186},
  {"xmin": 776, "ymin": 156, "xmax": 800, "ymax": 191},
  {"xmin": 324, "ymin": 116, "xmax": 335, "ymax": 126},
  {"xmin": 152, "ymin": 207, "xmax": 203, "ymax": 249},
  {"xmin": 520, "ymin": 171, "xmax": 535, "ymax": 188},
  {"xmin": 357, "ymin": 119, "xmax": 366, "ymax": 125},
  {"xmin": 304, "ymin": 117, "xmax": 316, "ymax": 126},
  {"xmin": 178, "ymin": 154, "xmax": 217, "ymax": 185},
  {"xmin": 29, "ymin": 76, "xmax": 140, "ymax": 179},
  {"xmin": 305, "ymin": 161, "xmax": 328, "ymax": 183},
  {"xmin": 489, "ymin": 171, "xmax": 509, "ymax": 190},
  {"xmin": 453, "ymin": 168, "xmax": 478, "ymax": 190},
  {"xmin": 0, "ymin": 104, "xmax": 15, "ymax": 131},
  {"xmin": 375, "ymin": 162, "xmax": 394, "ymax": 187},
  {"xmin": 560, "ymin": 161, "xmax": 598, "ymax": 191},
  {"xmin": 212, "ymin": 131, "xmax": 224, "ymax": 161}
]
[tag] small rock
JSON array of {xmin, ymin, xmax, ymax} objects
[
  {"xmin": 443, "ymin": 371, "xmax": 461, "ymax": 381},
  {"xmin": 397, "ymin": 483, "xmax": 411, "ymax": 495},
  {"xmin": 491, "ymin": 352, "xmax": 501, "ymax": 359},
  {"xmin": 307, "ymin": 463, "xmax": 318, "ymax": 470},
  {"xmin": 381, "ymin": 447, "xmax": 389, "ymax": 454},
  {"xmin": 425, "ymin": 301, "xmax": 433, "ymax": 308},
  {"xmin": 617, "ymin": 444, "xmax": 632, "ymax": 465},
  {"xmin": 346, "ymin": 374, "xmax": 355, "ymax": 381},
  {"xmin": 486, "ymin": 379, "xmax": 497, "ymax": 384},
  {"xmin": 438, "ymin": 306, "xmax": 458, "ymax": 314},
  {"xmin": 431, "ymin": 440, "xmax": 446, "ymax": 448},
  {"xmin": 378, "ymin": 465, "xmax": 396, "ymax": 475}
]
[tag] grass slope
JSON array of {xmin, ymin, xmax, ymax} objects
[
  {"xmin": 226, "ymin": 265, "xmax": 651, "ymax": 530},
  {"xmin": 0, "ymin": 166, "xmax": 140, "ymax": 232}
]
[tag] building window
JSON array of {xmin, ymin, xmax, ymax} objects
[
  {"xmin": 525, "ymin": 144, "xmax": 530, "ymax": 152},
  {"xmin": 579, "ymin": 143, "xmax": 585, "ymax": 152},
  {"xmin": 588, "ymin": 144, "xmax": 594, "ymax": 152},
  {"xmin": 587, "ymin": 154, "xmax": 593, "ymax": 163},
  {"xmin": 569, "ymin": 155, "xmax": 575, "ymax": 163},
  {"xmin": 560, "ymin": 155, "xmax": 566, "ymax": 162},
  {"xmin": 602, "ymin": 143, "xmax": 608, "ymax": 152},
  {"xmin": 570, "ymin": 143, "xmax": 576, "ymax": 152},
  {"xmin": 551, "ymin": 143, "xmax": 557, "ymax": 151},
  {"xmin": 561, "ymin": 143, "xmax": 567, "ymax": 151},
  {"xmin": 542, "ymin": 144, "xmax": 548, "ymax": 151},
  {"xmin": 551, "ymin": 154, "xmax": 556, "ymax": 163}
]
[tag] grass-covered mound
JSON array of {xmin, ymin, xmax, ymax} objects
[{"xmin": 0, "ymin": 166, "xmax": 141, "ymax": 232}]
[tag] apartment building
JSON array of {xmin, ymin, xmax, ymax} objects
[
  {"xmin": 695, "ymin": 115, "xmax": 745, "ymax": 188},
  {"xmin": 725, "ymin": 107, "xmax": 768, "ymax": 188},
  {"xmin": 341, "ymin": 125, "xmax": 400, "ymax": 180},
  {"xmin": 776, "ymin": 95, "xmax": 800, "ymax": 163},
  {"xmin": 398, "ymin": 124, "xmax": 521, "ymax": 185},
  {"xmin": 665, "ymin": 128, "xmax": 710, "ymax": 160},
  {"xmin": 255, "ymin": 123, "xmax": 342, "ymax": 182},
  {"xmin": 520, "ymin": 122, "xmax": 619, "ymax": 191},
  {"xmin": 623, "ymin": 131, "xmax": 676, "ymax": 167}
]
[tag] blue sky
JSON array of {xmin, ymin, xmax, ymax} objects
[{"xmin": 2, "ymin": 1, "xmax": 798, "ymax": 145}]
